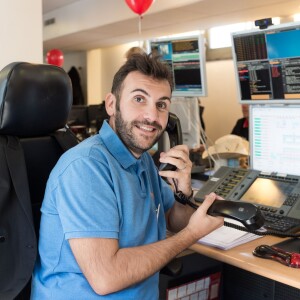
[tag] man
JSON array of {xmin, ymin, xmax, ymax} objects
[{"xmin": 31, "ymin": 53, "xmax": 223, "ymax": 299}]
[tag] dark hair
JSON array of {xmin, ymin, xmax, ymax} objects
[
  {"xmin": 111, "ymin": 53, "xmax": 173, "ymax": 105},
  {"xmin": 125, "ymin": 46, "xmax": 146, "ymax": 60}
]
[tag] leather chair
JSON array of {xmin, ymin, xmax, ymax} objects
[{"xmin": 0, "ymin": 62, "xmax": 78, "ymax": 299}]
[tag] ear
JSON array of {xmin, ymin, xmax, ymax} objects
[{"xmin": 105, "ymin": 93, "xmax": 116, "ymax": 117}]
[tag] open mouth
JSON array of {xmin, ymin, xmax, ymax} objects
[{"xmin": 137, "ymin": 124, "xmax": 156, "ymax": 132}]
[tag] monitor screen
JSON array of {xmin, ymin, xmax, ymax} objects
[
  {"xmin": 148, "ymin": 35, "xmax": 207, "ymax": 97},
  {"xmin": 67, "ymin": 105, "xmax": 89, "ymax": 126},
  {"xmin": 231, "ymin": 22, "xmax": 300, "ymax": 104},
  {"xmin": 250, "ymin": 105, "xmax": 300, "ymax": 176},
  {"xmin": 240, "ymin": 177, "xmax": 296, "ymax": 208},
  {"xmin": 87, "ymin": 104, "xmax": 109, "ymax": 131}
]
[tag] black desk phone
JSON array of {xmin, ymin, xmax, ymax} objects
[
  {"xmin": 158, "ymin": 113, "xmax": 265, "ymax": 231},
  {"xmin": 159, "ymin": 112, "xmax": 183, "ymax": 172},
  {"xmin": 195, "ymin": 166, "xmax": 300, "ymax": 237}
]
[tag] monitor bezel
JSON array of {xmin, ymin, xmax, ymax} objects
[
  {"xmin": 147, "ymin": 34, "xmax": 207, "ymax": 97},
  {"xmin": 231, "ymin": 21, "xmax": 300, "ymax": 105}
]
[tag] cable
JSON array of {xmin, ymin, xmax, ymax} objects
[{"xmin": 63, "ymin": 124, "xmax": 84, "ymax": 143}]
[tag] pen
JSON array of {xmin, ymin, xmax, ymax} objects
[{"xmin": 156, "ymin": 204, "xmax": 160, "ymax": 220}]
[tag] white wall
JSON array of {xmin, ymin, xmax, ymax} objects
[
  {"xmin": 0, "ymin": 0, "xmax": 43, "ymax": 69},
  {"xmin": 100, "ymin": 42, "xmax": 140, "ymax": 99},
  {"xmin": 87, "ymin": 42, "xmax": 140, "ymax": 104},
  {"xmin": 87, "ymin": 49, "xmax": 102, "ymax": 104},
  {"xmin": 201, "ymin": 60, "xmax": 242, "ymax": 143}
]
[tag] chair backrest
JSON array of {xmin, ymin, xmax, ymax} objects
[{"xmin": 0, "ymin": 62, "xmax": 79, "ymax": 299}]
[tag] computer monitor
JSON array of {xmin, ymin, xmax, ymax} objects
[
  {"xmin": 231, "ymin": 21, "xmax": 300, "ymax": 104},
  {"xmin": 87, "ymin": 103, "xmax": 109, "ymax": 131},
  {"xmin": 148, "ymin": 34, "xmax": 207, "ymax": 97},
  {"xmin": 250, "ymin": 104, "xmax": 300, "ymax": 176},
  {"xmin": 67, "ymin": 105, "xmax": 89, "ymax": 126},
  {"xmin": 169, "ymin": 97, "xmax": 201, "ymax": 149}
]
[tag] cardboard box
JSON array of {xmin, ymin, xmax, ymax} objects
[{"xmin": 166, "ymin": 272, "xmax": 221, "ymax": 300}]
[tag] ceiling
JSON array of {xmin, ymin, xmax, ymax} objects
[
  {"xmin": 42, "ymin": 0, "xmax": 79, "ymax": 13},
  {"xmin": 42, "ymin": 0, "xmax": 300, "ymax": 52}
]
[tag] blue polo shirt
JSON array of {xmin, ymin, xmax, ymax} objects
[{"xmin": 31, "ymin": 121, "xmax": 174, "ymax": 300}]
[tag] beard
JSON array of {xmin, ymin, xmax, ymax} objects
[{"xmin": 115, "ymin": 109, "xmax": 164, "ymax": 157}]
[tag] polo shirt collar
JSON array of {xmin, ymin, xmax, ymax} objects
[{"xmin": 100, "ymin": 120, "xmax": 143, "ymax": 169}]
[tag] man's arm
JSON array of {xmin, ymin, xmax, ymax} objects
[
  {"xmin": 166, "ymin": 193, "xmax": 225, "ymax": 233},
  {"xmin": 69, "ymin": 194, "xmax": 223, "ymax": 296},
  {"xmin": 159, "ymin": 143, "xmax": 206, "ymax": 232},
  {"xmin": 165, "ymin": 200, "xmax": 195, "ymax": 232}
]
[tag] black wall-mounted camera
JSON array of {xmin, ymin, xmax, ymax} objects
[{"xmin": 255, "ymin": 18, "xmax": 273, "ymax": 29}]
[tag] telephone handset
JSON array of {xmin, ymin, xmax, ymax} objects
[
  {"xmin": 207, "ymin": 200, "xmax": 265, "ymax": 230},
  {"xmin": 159, "ymin": 112, "xmax": 183, "ymax": 172},
  {"xmin": 165, "ymin": 112, "xmax": 183, "ymax": 148}
]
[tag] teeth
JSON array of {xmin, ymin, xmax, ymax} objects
[{"xmin": 140, "ymin": 125, "xmax": 154, "ymax": 132}]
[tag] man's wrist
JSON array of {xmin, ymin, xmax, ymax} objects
[{"xmin": 174, "ymin": 189, "xmax": 193, "ymax": 206}]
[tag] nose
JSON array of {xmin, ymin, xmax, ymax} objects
[{"xmin": 143, "ymin": 103, "xmax": 159, "ymax": 122}]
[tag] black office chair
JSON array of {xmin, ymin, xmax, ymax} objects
[{"xmin": 0, "ymin": 62, "xmax": 79, "ymax": 300}]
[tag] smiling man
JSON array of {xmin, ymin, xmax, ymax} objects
[
  {"xmin": 108, "ymin": 70, "xmax": 169, "ymax": 157},
  {"xmin": 31, "ymin": 53, "xmax": 223, "ymax": 300}
]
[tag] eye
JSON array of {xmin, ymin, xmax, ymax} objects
[
  {"xmin": 134, "ymin": 96, "xmax": 144, "ymax": 103},
  {"xmin": 157, "ymin": 101, "xmax": 168, "ymax": 110}
]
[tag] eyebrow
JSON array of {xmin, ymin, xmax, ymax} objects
[{"xmin": 131, "ymin": 88, "xmax": 171, "ymax": 102}]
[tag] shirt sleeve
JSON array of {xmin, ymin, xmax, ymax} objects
[
  {"xmin": 161, "ymin": 178, "xmax": 175, "ymax": 213},
  {"xmin": 55, "ymin": 156, "xmax": 120, "ymax": 240}
]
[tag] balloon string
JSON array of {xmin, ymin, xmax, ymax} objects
[
  {"xmin": 139, "ymin": 15, "xmax": 142, "ymax": 35},
  {"xmin": 139, "ymin": 15, "xmax": 142, "ymax": 47}
]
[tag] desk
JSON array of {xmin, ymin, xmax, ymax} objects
[
  {"xmin": 190, "ymin": 235, "xmax": 300, "ymax": 290},
  {"xmin": 189, "ymin": 177, "xmax": 300, "ymax": 293}
]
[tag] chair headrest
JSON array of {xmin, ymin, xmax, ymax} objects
[{"xmin": 0, "ymin": 62, "xmax": 73, "ymax": 137}]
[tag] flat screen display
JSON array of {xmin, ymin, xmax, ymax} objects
[
  {"xmin": 231, "ymin": 22, "xmax": 300, "ymax": 104},
  {"xmin": 250, "ymin": 105, "xmax": 300, "ymax": 176},
  {"xmin": 241, "ymin": 177, "xmax": 296, "ymax": 208},
  {"xmin": 148, "ymin": 35, "xmax": 207, "ymax": 97},
  {"xmin": 68, "ymin": 105, "xmax": 88, "ymax": 126}
]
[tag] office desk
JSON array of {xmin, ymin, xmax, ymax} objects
[{"xmin": 189, "ymin": 236, "xmax": 300, "ymax": 290}]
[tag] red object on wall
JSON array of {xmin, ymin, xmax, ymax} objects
[
  {"xmin": 125, "ymin": 0, "xmax": 154, "ymax": 15},
  {"xmin": 46, "ymin": 49, "xmax": 64, "ymax": 67}
]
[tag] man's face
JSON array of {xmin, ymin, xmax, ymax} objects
[{"xmin": 106, "ymin": 71, "xmax": 171, "ymax": 157}]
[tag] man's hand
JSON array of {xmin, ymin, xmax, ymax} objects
[
  {"xmin": 158, "ymin": 144, "xmax": 192, "ymax": 196},
  {"xmin": 186, "ymin": 193, "xmax": 224, "ymax": 241}
]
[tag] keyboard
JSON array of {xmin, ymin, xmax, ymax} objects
[{"xmin": 263, "ymin": 213, "xmax": 300, "ymax": 233}]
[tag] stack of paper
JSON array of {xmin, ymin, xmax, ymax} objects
[{"xmin": 198, "ymin": 219, "xmax": 264, "ymax": 250}]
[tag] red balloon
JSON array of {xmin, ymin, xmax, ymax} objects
[
  {"xmin": 46, "ymin": 49, "xmax": 64, "ymax": 67},
  {"xmin": 125, "ymin": 0, "xmax": 154, "ymax": 15}
]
